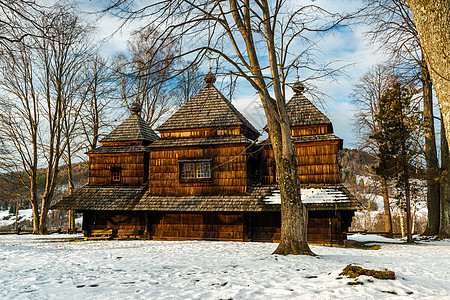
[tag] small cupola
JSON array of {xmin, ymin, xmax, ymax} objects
[
  {"xmin": 130, "ymin": 101, "xmax": 142, "ymax": 115},
  {"xmin": 293, "ymin": 76, "xmax": 305, "ymax": 95},
  {"xmin": 204, "ymin": 69, "xmax": 216, "ymax": 86}
]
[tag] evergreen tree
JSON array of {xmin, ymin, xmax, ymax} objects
[{"xmin": 372, "ymin": 81, "xmax": 421, "ymax": 242}]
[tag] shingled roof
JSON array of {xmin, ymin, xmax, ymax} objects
[
  {"xmin": 53, "ymin": 184, "xmax": 362, "ymax": 212},
  {"xmin": 157, "ymin": 81, "xmax": 258, "ymax": 139},
  {"xmin": 149, "ymin": 135, "xmax": 253, "ymax": 148},
  {"xmin": 101, "ymin": 114, "xmax": 159, "ymax": 144},
  {"xmin": 284, "ymin": 80, "xmax": 331, "ymax": 127},
  {"xmin": 286, "ymin": 94, "xmax": 331, "ymax": 127},
  {"xmin": 87, "ymin": 145, "xmax": 149, "ymax": 154}
]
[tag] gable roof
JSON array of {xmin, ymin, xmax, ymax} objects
[
  {"xmin": 157, "ymin": 85, "xmax": 258, "ymax": 138},
  {"xmin": 286, "ymin": 94, "xmax": 331, "ymax": 127},
  {"xmin": 101, "ymin": 114, "xmax": 159, "ymax": 143}
]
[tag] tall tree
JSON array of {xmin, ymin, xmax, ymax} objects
[
  {"xmin": 114, "ymin": 26, "xmax": 178, "ymax": 126},
  {"xmin": 405, "ymin": 0, "xmax": 450, "ymax": 238},
  {"xmin": 352, "ymin": 64, "xmax": 395, "ymax": 237},
  {"xmin": 0, "ymin": 1, "xmax": 43, "ymax": 46},
  {"xmin": 0, "ymin": 27, "xmax": 41, "ymax": 233},
  {"xmin": 37, "ymin": 6, "xmax": 94, "ymax": 233},
  {"xmin": 372, "ymin": 80, "xmax": 421, "ymax": 242},
  {"xmin": 364, "ymin": 0, "xmax": 440, "ymax": 235},
  {"xmin": 79, "ymin": 55, "xmax": 116, "ymax": 152},
  {"xmin": 106, "ymin": 0, "xmax": 353, "ymax": 255},
  {"xmin": 173, "ymin": 61, "xmax": 205, "ymax": 106},
  {"xmin": 0, "ymin": 4, "xmax": 97, "ymax": 233}
]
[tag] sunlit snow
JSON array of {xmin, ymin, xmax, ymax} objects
[{"xmin": 0, "ymin": 234, "xmax": 449, "ymax": 299}]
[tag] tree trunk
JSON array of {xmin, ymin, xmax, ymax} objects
[
  {"xmin": 381, "ymin": 177, "xmax": 392, "ymax": 237},
  {"xmin": 14, "ymin": 197, "xmax": 19, "ymax": 233},
  {"xmin": 439, "ymin": 118, "xmax": 450, "ymax": 238},
  {"xmin": 271, "ymin": 123, "xmax": 312, "ymax": 255},
  {"xmin": 399, "ymin": 196, "xmax": 405, "ymax": 238},
  {"xmin": 227, "ymin": 0, "xmax": 312, "ymax": 255},
  {"xmin": 405, "ymin": 175, "xmax": 413, "ymax": 242},
  {"xmin": 67, "ymin": 141, "xmax": 76, "ymax": 234},
  {"xmin": 406, "ymin": 0, "xmax": 450, "ymax": 150},
  {"xmin": 30, "ymin": 169, "xmax": 40, "ymax": 234},
  {"xmin": 407, "ymin": 2, "xmax": 450, "ymax": 238},
  {"xmin": 421, "ymin": 61, "xmax": 440, "ymax": 236},
  {"xmin": 412, "ymin": 199, "xmax": 417, "ymax": 234},
  {"xmin": 39, "ymin": 165, "xmax": 59, "ymax": 234}
]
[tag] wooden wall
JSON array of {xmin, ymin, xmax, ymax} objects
[
  {"xmin": 160, "ymin": 127, "xmax": 241, "ymax": 139},
  {"xmin": 261, "ymin": 141, "xmax": 341, "ymax": 184},
  {"xmin": 249, "ymin": 211, "xmax": 348, "ymax": 245},
  {"xmin": 88, "ymin": 153, "xmax": 148, "ymax": 185},
  {"xmin": 290, "ymin": 124, "xmax": 332, "ymax": 137},
  {"xmin": 83, "ymin": 211, "xmax": 147, "ymax": 238},
  {"xmin": 150, "ymin": 212, "xmax": 244, "ymax": 241},
  {"xmin": 82, "ymin": 210, "xmax": 353, "ymax": 245},
  {"xmin": 148, "ymin": 145, "xmax": 249, "ymax": 195}
]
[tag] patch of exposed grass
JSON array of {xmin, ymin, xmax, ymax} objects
[{"xmin": 340, "ymin": 264, "xmax": 395, "ymax": 280}]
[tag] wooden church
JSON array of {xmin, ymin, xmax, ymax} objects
[{"xmin": 54, "ymin": 72, "xmax": 361, "ymax": 245}]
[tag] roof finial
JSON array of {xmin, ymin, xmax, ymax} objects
[
  {"xmin": 293, "ymin": 76, "xmax": 305, "ymax": 95},
  {"xmin": 130, "ymin": 101, "xmax": 142, "ymax": 115},
  {"xmin": 205, "ymin": 67, "xmax": 216, "ymax": 86}
]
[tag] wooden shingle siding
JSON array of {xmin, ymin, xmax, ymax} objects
[
  {"xmin": 290, "ymin": 124, "xmax": 331, "ymax": 136},
  {"xmin": 89, "ymin": 153, "xmax": 148, "ymax": 185},
  {"xmin": 261, "ymin": 139, "xmax": 341, "ymax": 184},
  {"xmin": 160, "ymin": 127, "xmax": 242, "ymax": 139},
  {"xmin": 148, "ymin": 145, "xmax": 248, "ymax": 195},
  {"xmin": 150, "ymin": 212, "xmax": 244, "ymax": 241},
  {"xmin": 100, "ymin": 114, "xmax": 159, "ymax": 143}
]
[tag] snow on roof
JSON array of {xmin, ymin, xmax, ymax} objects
[{"xmin": 263, "ymin": 187, "xmax": 352, "ymax": 205}]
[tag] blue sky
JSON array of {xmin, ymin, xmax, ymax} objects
[{"xmin": 81, "ymin": 0, "xmax": 385, "ymax": 148}]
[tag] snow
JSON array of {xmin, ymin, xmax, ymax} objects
[
  {"xmin": 0, "ymin": 234, "xmax": 449, "ymax": 299},
  {"xmin": 348, "ymin": 233, "xmax": 406, "ymax": 244},
  {"xmin": 0, "ymin": 209, "xmax": 33, "ymax": 227},
  {"xmin": 264, "ymin": 188, "xmax": 351, "ymax": 205}
]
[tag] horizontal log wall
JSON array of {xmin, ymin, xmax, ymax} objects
[
  {"xmin": 261, "ymin": 140, "xmax": 341, "ymax": 184},
  {"xmin": 82, "ymin": 210, "xmax": 352, "ymax": 243},
  {"xmin": 150, "ymin": 212, "xmax": 244, "ymax": 241},
  {"xmin": 160, "ymin": 127, "xmax": 241, "ymax": 139},
  {"xmin": 88, "ymin": 153, "xmax": 148, "ymax": 185},
  {"xmin": 148, "ymin": 145, "xmax": 248, "ymax": 195},
  {"xmin": 84, "ymin": 211, "xmax": 147, "ymax": 237},
  {"xmin": 249, "ymin": 211, "xmax": 345, "ymax": 244},
  {"xmin": 290, "ymin": 124, "xmax": 331, "ymax": 137}
]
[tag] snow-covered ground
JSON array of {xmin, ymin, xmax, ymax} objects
[
  {"xmin": 0, "ymin": 209, "xmax": 33, "ymax": 227},
  {"xmin": 0, "ymin": 209, "xmax": 83, "ymax": 228},
  {"xmin": 0, "ymin": 234, "xmax": 448, "ymax": 300}
]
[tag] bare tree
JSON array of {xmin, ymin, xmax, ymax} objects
[
  {"xmin": 106, "ymin": 0, "xmax": 355, "ymax": 255},
  {"xmin": 405, "ymin": 0, "xmax": 450, "ymax": 238},
  {"xmin": 0, "ymin": 28, "xmax": 41, "ymax": 232},
  {"xmin": 173, "ymin": 61, "xmax": 204, "ymax": 106},
  {"xmin": 352, "ymin": 64, "xmax": 396, "ymax": 237},
  {"xmin": 37, "ymin": 6, "xmax": 97, "ymax": 233},
  {"xmin": 79, "ymin": 55, "xmax": 116, "ymax": 152},
  {"xmin": 0, "ymin": 1, "xmax": 44, "ymax": 46},
  {"xmin": 114, "ymin": 26, "xmax": 178, "ymax": 126},
  {"xmin": 0, "ymin": 4, "xmax": 98, "ymax": 233},
  {"xmin": 364, "ymin": 0, "xmax": 440, "ymax": 236}
]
